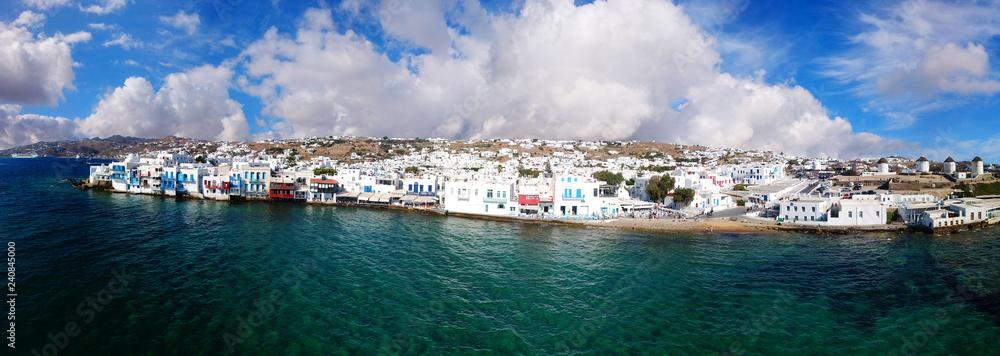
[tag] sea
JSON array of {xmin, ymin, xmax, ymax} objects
[{"xmin": 2, "ymin": 157, "xmax": 999, "ymax": 355}]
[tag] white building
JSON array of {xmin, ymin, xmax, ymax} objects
[
  {"xmin": 552, "ymin": 175, "xmax": 621, "ymax": 217},
  {"xmin": 922, "ymin": 209, "xmax": 965, "ymax": 229},
  {"xmin": 202, "ymin": 166, "xmax": 232, "ymax": 200},
  {"xmin": 779, "ymin": 198, "xmax": 832, "ymax": 223},
  {"xmin": 827, "ymin": 200, "xmax": 886, "ymax": 226},
  {"xmin": 443, "ymin": 179, "xmax": 518, "ymax": 216},
  {"xmin": 730, "ymin": 164, "xmax": 785, "ymax": 185}
]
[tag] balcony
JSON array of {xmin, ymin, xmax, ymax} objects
[
  {"xmin": 561, "ymin": 194, "xmax": 585, "ymax": 200},
  {"xmin": 483, "ymin": 195, "xmax": 507, "ymax": 203}
]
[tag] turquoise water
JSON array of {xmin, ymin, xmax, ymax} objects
[{"xmin": 3, "ymin": 158, "xmax": 1000, "ymax": 355}]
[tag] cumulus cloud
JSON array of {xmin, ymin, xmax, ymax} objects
[
  {"xmin": 0, "ymin": 11, "xmax": 90, "ymax": 106},
  {"xmin": 234, "ymin": 0, "xmax": 906, "ymax": 158},
  {"xmin": 22, "ymin": 0, "xmax": 72, "ymax": 11},
  {"xmin": 76, "ymin": 65, "xmax": 250, "ymax": 142},
  {"xmin": 79, "ymin": 0, "xmax": 126, "ymax": 15},
  {"xmin": 677, "ymin": 74, "xmax": 912, "ymax": 158},
  {"xmin": 159, "ymin": 11, "xmax": 200, "ymax": 36},
  {"xmin": 0, "ymin": 104, "xmax": 78, "ymax": 149}
]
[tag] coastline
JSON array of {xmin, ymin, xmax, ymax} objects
[{"xmin": 72, "ymin": 180, "xmax": 993, "ymax": 236}]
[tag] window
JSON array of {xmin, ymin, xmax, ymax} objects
[
  {"xmin": 812, "ymin": 207, "xmax": 816, "ymax": 212},
  {"xmin": 576, "ymin": 189, "xmax": 582, "ymax": 198},
  {"xmin": 487, "ymin": 189, "xmax": 493, "ymax": 198},
  {"xmin": 848, "ymin": 211, "xmax": 852, "ymax": 218},
  {"xmin": 876, "ymin": 211, "xmax": 880, "ymax": 217},
  {"xmin": 859, "ymin": 211, "xmax": 864, "ymax": 218},
  {"xmin": 474, "ymin": 189, "xmax": 478, "ymax": 196}
]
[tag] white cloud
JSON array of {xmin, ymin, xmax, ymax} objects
[
  {"xmin": 88, "ymin": 22, "xmax": 116, "ymax": 30},
  {"xmin": 76, "ymin": 65, "xmax": 250, "ymax": 142},
  {"xmin": 823, "ymin": 0, "xmax": 1000, "ymax": 128},
  {"xmin": 13, "ymin": 10, "xmax": 46, "ymax": 27},
  {"xmin": 235, "ymin": 1, "xmax": 906, "ymax": 158},
  {"xmin": 677, "ymin": 74, "xmax": 912, "ymax": 158},
  {"xmin": 102, "ymin": 33, "xmax": 142, "ymax": 49},
  {"xmin": 0, "ymin": 104, "xmax": 78, "ymax": 149},
  {"xmin": 0, "ymin": 12, "xmax": 90, "ymax": 106},
  {"xmin": 878, "ymin": 42, "xmax": 1000, "ymax": 96},
  {"xmin": 377, "ymin": 0, "xmax": 454, "ymax": 55},
  {"xmin": 159, "ymin": 11, "xmax": 200, "ymax": 36},
  {"xmin": 220, "ymin": 35, "xmax": 237, "ymax": 47},
  {"xmin": 79, "ymin": 0, "xmax": 126, "ymax": 15},
  {"xmin": 22, "ymin": 0, "xmax": 72, "ymax": 11}
]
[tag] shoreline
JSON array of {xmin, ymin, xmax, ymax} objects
[{"xmin": 71, "ymin": 180, "xmax": 994, "ymax": 236}]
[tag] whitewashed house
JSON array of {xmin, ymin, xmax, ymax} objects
[
  {"xmin": 780, "ymin": 198, "xmax": 832, "ymax": 223},
  {"xmin": 443, "ymin": 179, "xmax": 518, "ymax": 216},
  {"xmin": 827, "ymin": 200, "xmax": 886, "ymax": 226}
]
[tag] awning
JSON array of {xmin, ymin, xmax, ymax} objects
[
  {"xmin": 415, "ymin": 196, "xmax": 437, "ymax": 204},
  {"xmin": 400, "ymin": 195, "xmax": 419, "ymax": 202},
  {"xmin": 377, "ymin": 194, "xmax": 392, "ymax": 203},
  {"xmin": 358, "ymin": 192, "xmax": 375, "ymax": 201},
  {"xmin": 339, "ymin": 191, "xmax": 360, "ymax": 199},
  {"xmin": 520, "ymin": 206, "xmax": 539, "ymax": 211}
]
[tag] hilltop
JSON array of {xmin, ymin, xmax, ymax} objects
[{"xmin": 0, "ymin": 135, "xmax": 705, "ymax": 164}]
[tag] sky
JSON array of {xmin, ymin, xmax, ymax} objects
[{"xmin": 1, "ymin": 0, "xmax": 998, "ymax": 162}]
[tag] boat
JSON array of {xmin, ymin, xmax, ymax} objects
[{"xmin": 11, "ymin": 152, "xmax": 39, "ymax": 158}]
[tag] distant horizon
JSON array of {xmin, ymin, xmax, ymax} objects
[{"xmin": 1, "ymin": 0, "xmax": 998, "ymax": 162}]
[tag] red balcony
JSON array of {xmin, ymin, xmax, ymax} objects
[{"xmin": 518, "ymin": 194, "xmax": 540, "ymax": 205}]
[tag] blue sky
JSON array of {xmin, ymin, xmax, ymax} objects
[{"xmin": 1, "ymin": 0, "xmax": 998, "ymax": 162}]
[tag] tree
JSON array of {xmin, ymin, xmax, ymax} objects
[
  {"xmin": 734, "ymin": 184, "xmax": 748, "ymax": 191},
  {"xmin": 313, "ymin": 167, "xmax": 337, "ymax": 176},
  {"xmin": 405, "ymin": 166, "xmax": 420, "ymax": 174},
  {"xmin": 194, "ymin": 155, "xmax": 206, "ymax": 164},
  {"xmin": 544, "ymin": 161, "xmax": 552, "ymax": 176},
  {"xmin": 625, "ymin": 178, "xmax": 635, "ymax": 186},
  {"xmin": 645, "ymin": 175, "xmax": 675, "ymax": 203},
  {"xmin": 519, "ymin": 168, "xmax": 540, "ymax": 178},
  {"xmin": 672, "ymin": 188, "xmax": 696, "ymax": 207},
  {"xmin": 592, "ymin": 170, "xmax": 625, "ymax": 186}
]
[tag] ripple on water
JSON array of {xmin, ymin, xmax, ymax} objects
[{"xmin": 5, "ymin": 159, "xmax": 1000, "ymax": 354}]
